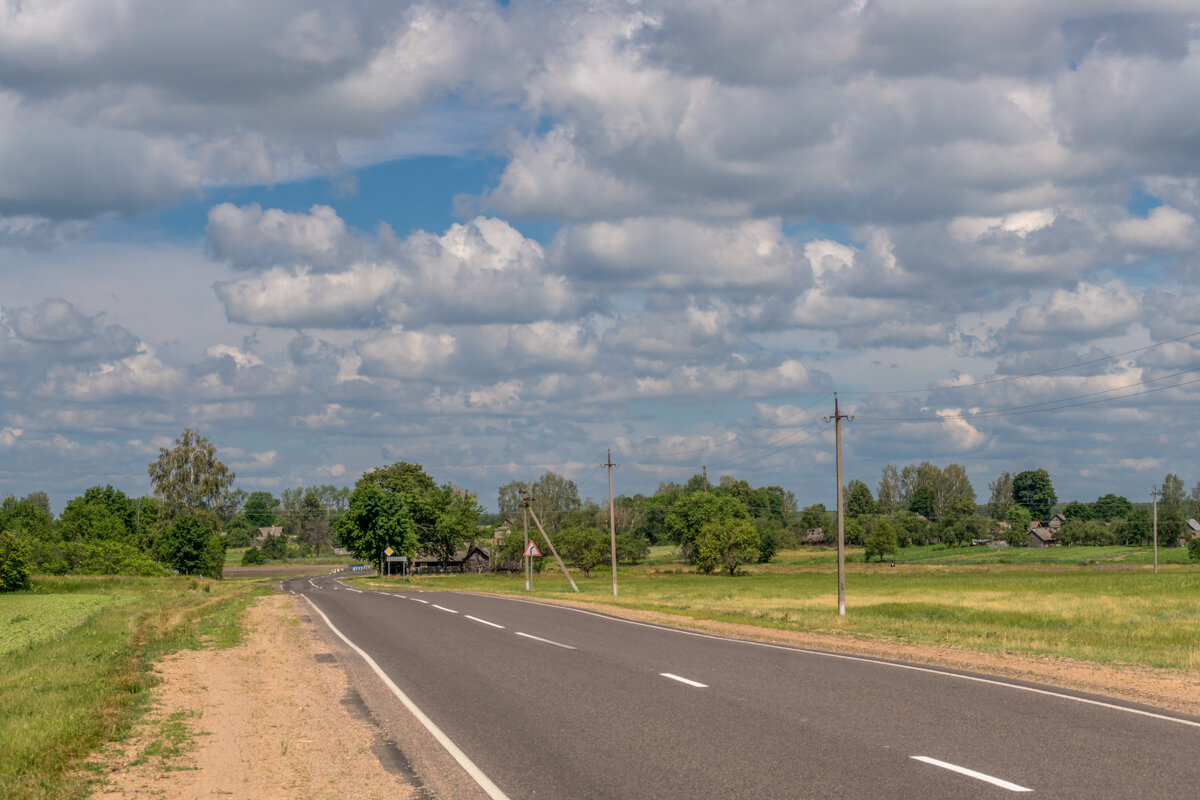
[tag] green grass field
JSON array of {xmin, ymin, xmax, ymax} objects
[
  {"xmin": 0, "ymin": 576, "xmax": 269, "ymax": 800},
  {"xmin": 362, "ymin": 545, "xmax": 1200, "ymax": 672}
]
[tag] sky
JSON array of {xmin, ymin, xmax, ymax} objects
[{"xmin": 2, "ymin": 0, "xmax": 1200, "ymax": 513}]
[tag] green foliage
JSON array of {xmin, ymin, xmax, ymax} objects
[
  {"xmin": 1188, "ymin": 537, "xmax": 1200, "ymax": 562},
  {"xmin": 1013, "ymin": 468, "xmax": 1056, "ymax": 520},
  {"xmin": 0, "ymin": 495, "xmax": 54, "ymax": 540},
  {"xmin": 1121, "ymin": 507, "xmax": 1153, "ymax": 545},
  {"xmin": 260, "ymin": 534, "xmax": 289, "ymax": 560},
  {"xmin": 426, "ymin": 487, "xmax": 483, "ymax": 566},
  {"xmin": 1005, "ymin": 504, "xmax": 1032, "ymax": 546},
  {"xmin": 147, "ymin": 428, "xmax": 236, "ymax": 524},
  {"xmin": 158, "ymin": 513, "xmax": 224, "ymax": 578},
  {"xmin": 240, "ymin": 547, "xmax": 268, "ymax": 566},
  {"xmin": 1062, "ymin": 501, "xmax": 1094, "ymax": 521},
  {"xmin": 845, "ymin": 480, "xmax": 876, "ymax": 518},
  {"xmin": 754, "ymin": 522, "xmax": 778, "ymax": 563},
  {"xmin": 243, "ymin": 491, "xmax": 279, "ymax": 527},
  {"xmin": 361, "ymin": 461, "xmax": 442, "ymax": 530},
  {"xmin": 223, "ymin": 515, "xmax": 256, "ymax": 548},
  {"xmin": 57, "ymin": 501, "xmax": 130, "ymax": 543},
  {"xmin": 664, "ymin": 492, "xmax": 750, "ymax": 561},
  {"xmin": 908, "ymin": 485, "xmax": 935, "ymax": 518},
  {"xmin": 1092, "ymin": 493, "xmax": 1133, "ymax": 521},
  {"xmin": 65, "ymin": 540, "xmax": 167, "ymax": 576},
  {"xmin": 987, "ymin": 471, "xmax": 1013, "ymax": 520},
  {"xmin": 335, "ymin": 482, "xmax": 418, "ymax": 563},
  {"xmin": 555, "ymin": 526, "xmax": 609, "ymax": 577},
  {"xmin": 863, "ymin": 520, "xmax": 899, "ymax": 562},
  {"xmin": 694, "ymin": 517, "xmax": 760, "ymax": 575},
  {"xmin": 616, "ymin": 530, "xmax": 651, "ymax": 564},
  {"xmin": 0, "ymin": 530, "xmax": 33, "ymax": 592}
]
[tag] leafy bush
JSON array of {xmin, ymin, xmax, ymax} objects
[
  {"xmin": 1188, "ymin": 537, "xmax": 1200, "ymax": 563},
  {"xmin": 240, "ymin": 547, "xmax": 268, "ymax": 566},
  {"xmin": 0, "ymin": 529, "xmax": 33, "ymax": 592}
]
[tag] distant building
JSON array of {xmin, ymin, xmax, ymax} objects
[
  {"xmin": 254, "ymin": 526, "xmax": 283, "ymax": 546},
  {"xmin": 1027, "ymin": 526, "xmax": 1055, "ymax": 548}
]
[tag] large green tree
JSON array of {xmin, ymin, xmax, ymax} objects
[
  {"xmin": 1092, "ymin": 493, "xmax": 1133, "ymax": 521},
  {"xmin": 426, "ymin": 487, "xmax": 483, "ymax": 566},
  {"xmin": 555, "ymin": 526, "xmax": 609, "ymax": 577},
  {"xmin": 863, "ymin": 520, "xmax": 899, "ymax": 562},
  {"xmin": 987, "ymin": 471, "xmax": 1014, "ymax": 520},
  {"xmin": 1013, "ymin": 469, "xmax": 1056, "ymax": 521},
  {"xmin": 1159, "ymin": 473, "xmax": 1187, "ymax": 546},
  {"xmin": 876, "ymin": 464, "xmax": 902, "ymax": 514},
  {"xmin": 845, "ymin": 480, "xmax": 876, "ymax": 518},
  {"xmin": 335, "ymin": 483, "xmax": 418, "ymax": 564},
  {"xmin": 694, "ymin": 518, "xmax": 760, "ymax": 575},
  {"xmin": 665, "ymin": 492, "xmax": 750, "ymax": 561},
  {"xmin": 147, "ymin": 429, "xmax": 235, "ymax": 525}
]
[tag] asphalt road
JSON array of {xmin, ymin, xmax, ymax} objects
[{"xmin": 284, "ymin": 573, "xmax": 1200, "ymax": 799}]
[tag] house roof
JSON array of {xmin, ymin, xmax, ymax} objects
[
  {"xmin": 1187, "ymin": 519, "xmax": 1200, "ymax": 532},
  {"xmin": 1028, "ymin": 526, "xmax": 1055, "ymax": 543}
]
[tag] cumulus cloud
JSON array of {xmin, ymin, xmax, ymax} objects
[
  {"xmin": 1000, "ymin": 281, "xmax": 1141, "ymax": 347},
  {"xmin": 206, "ymin": 203, "xmax": 356, "ymax": 270},
  {"xmin": 549, "ymin": 217, "xmax": 809, "ymax": 290}
]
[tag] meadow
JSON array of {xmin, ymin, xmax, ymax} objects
[
  {"xmin": 369, "ymin": 545, "xmax": 1200, "ymax": 672},
  {"xmin": 0, "ymin": 575, "xmax": 269, "ymax": 800}
]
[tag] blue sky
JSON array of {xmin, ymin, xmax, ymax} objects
[{"xmin": 2, "ymin": 0, "xmax": 1200, "ymax": 512}]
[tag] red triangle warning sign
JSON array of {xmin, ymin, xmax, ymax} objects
[{"xmin": 524, "ymin": 541, "xmax": 542, "ymax": 557}]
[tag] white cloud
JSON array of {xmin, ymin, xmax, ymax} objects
[
  {"xmin": 206, "ymin": 203, "xmax": 355, "ymax": 270},
  {"xmin": 215, "ymin": 264, "xmax": 395, "ymax": 328},
  {"xmin": 356, "ymin": 327, "xmax": 458, "ymax": 379},
  {"xmin": 1111, "ymin": 205, "xmax": 1200, "ymax": 252},
  {"xmin": 1002, "ymin": 281, "xmax": 1141, "ymax": 346},
  {"xmin": 550, "ymin": 217, "xmax": 808, "ymax": 290}
]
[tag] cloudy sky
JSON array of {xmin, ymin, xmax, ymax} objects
[{"xmin": 3, "ymin": 0, "xmax": 1199, "ymax": 512}]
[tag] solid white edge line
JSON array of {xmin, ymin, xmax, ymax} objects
[
  {"xmin": 466, "ymin": 615, "xmax": 505, "ymax": 629},
  {"xmin": 912, "ymin": 756, "xmax": 1032, "ymax": 792},
  {"xmin": 661, "ymin": 672, "xmax": 708, "ymax": 688},
  {"xmin": 514, "ymin": 632, "xmax": 576, "ymax": 650},
  {"xmin": 475, "ymin": 593, "xmax": 1200, "ymax": 730},
  {"xmin": 433, "ymin": 605, "xmax": 458, "ymax": 614},
  {"xmin": 302, "ymin": 595, "xmax": 511, "ymax": 800}
]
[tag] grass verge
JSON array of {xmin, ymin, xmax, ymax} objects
[{"xmin": 0, "ymin": 575, "xmax": 270, "ymax": 800}]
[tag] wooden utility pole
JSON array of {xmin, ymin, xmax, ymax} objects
[
  {"xmin": 606, "ymin": 450, "xmax": 619, "ymax": 597},
  {"xmin": 703, "ymin": 465, "xmax": 708, "ymax": 491},
  {"xmin": 1151, "ymin": 487, "xmax": 1160, "ymax": 574},
  {"xmin": 521, "ymin": 488, "xmax": 580, "ymax": 592},
  {"xmin": 522, "ymin": 501, "xmax": 531, "ymax": 591},
  {"xmin": 825, "ymin": 393, "xmax": 853, "ymax": 616}
]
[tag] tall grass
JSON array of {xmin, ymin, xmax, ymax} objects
[{"xmin": 0, "ymin": 575, "xmax": 267, "ymax": 800}]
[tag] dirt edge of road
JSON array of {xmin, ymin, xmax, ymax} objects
[{"xmin": 90, "ymin": 593, "xmax": 420, "ymax": 800}]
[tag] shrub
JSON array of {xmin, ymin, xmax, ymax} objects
[
  {"xmin": 241, "ymin": 547, "xmax": 268, "ymax": 566},
  {"xmin": 1188, "ymin": 537, "xmax": 1200, "ymax": 563},
  {"xmin": 0, "ymin": 529, "xmax": 32, "ymax": 592}
]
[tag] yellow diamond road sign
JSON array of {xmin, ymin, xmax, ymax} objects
[{"xmin": 384, "ymin": 547, "xmax": 394, "ymax": 556}]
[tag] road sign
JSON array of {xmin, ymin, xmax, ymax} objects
[
  {"xmin": 386, "ymin": 556, "xmax": 406, "ymax": 562},
  {"xmin": 384, "ymin": 547, "xmax": 394, "ymax": 556},
  {"xmin": 524, "ymin": 541, "xmax": 541, "ymax": 557}
]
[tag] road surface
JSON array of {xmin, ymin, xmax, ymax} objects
[{"xmin": 284, "ymin": 573, "xmax": 1200, "ymax": 799}]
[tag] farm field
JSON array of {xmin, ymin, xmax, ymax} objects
[
  {"xmin": 0, "ymin": 575, "xmax": 269, "ymax": 800},
  {"xmin": 364, "ymin": 546, "xmax": 1200, "ymax": 673}
]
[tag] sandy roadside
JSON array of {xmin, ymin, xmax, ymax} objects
[{"xmin": 90, "ymin": 593, "xmax": 419, "ymax": 800}]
